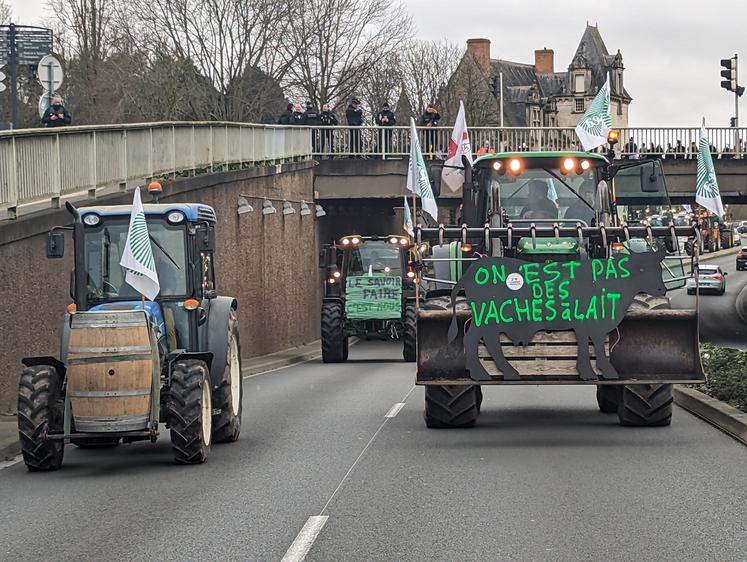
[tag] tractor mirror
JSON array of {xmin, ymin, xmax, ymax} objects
[
  {"xmin": 318, "ymin": 249, "xmax": 326, "ymax": 268},
  {"xmin": 198, "ymin": 225, "xmax": 215, "ymax": 252},
  {"xmin": 640, "ymin": 161, "xmax": 663, "ymax": 193},
  {"xmin": 46, "ymin": 231, "xmax": 65, "ymax": 259}
]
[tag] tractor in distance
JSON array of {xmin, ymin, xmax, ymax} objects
[
  {"xmin": 413, "ymin": 141, "xmax": 703, "ymax": 429},
  {"xmin": 18, "ymin": 195, "xmax": 242, "ymax": 470},
  {"xmin": 319, "ymin": 234, "xmax": 419, "ymax": 362}
]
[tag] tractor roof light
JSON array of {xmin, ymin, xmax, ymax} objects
[
  {"xmin": 399, "ymin": 237, "xmax": 409, "ymax": 246},
  {"xmin": 333, "ymin": 270, "xmax": 341, "ymax": 278},
  {"xmin": 183, "ymin": 299, "xmax": 200, "ymax": 310},
  {"xmin": 167, "ymin": 211, "xmax": 185, "ymax": 224},
  {"xmin": 341, "ymin": 238, "xmax": 350, "ymax": 245},
  {"xmin": 328, "ymin": 277, "xmax": 336, "ymax": 284},
  {"xmin": 508, "ymin": 158, "xmax": 522, "ymax": 175},
  {"xmin": 351, "ymin": 237, "xmax": 361, "ymax": 245},
  {"xmin": 561, "ymin": 157, "xmax": 576, "ymax": 174},
  {"xmin": 607, "ymin": 130, "xmax": 620, "ymax": 146},
  {"xmin": 580, "ymin": 159, "xmax": 591, "ymax": 171},
  {"xmin": 406, "ymin": 270, "xmax": 416, "ymax": 279},
  {"xmin": 82, "ymin": 214, "xmax": 100, "ymax": 226},
  {"xmin": 389, "ymin": 236, "xmax": 398, "ymax": 244},
  {"xmin": 147, "ymin": 181, "xmax": 163, "ymax": 194},
  {"xmin": 492, "ymin": 161, "xmax": 502, "ymax": 172}
]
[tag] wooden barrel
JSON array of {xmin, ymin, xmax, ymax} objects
[{"xmin": 66, "ymin": 310, "xmax": 155, "ymax": 432}]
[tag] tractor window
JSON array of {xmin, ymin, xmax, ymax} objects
[
  {"xmin": 486, "ymin": 168, "xmax": 597, "ymax": 226},
  {"xmin": 84, "ymin": 219, "xmax": 189, "ymax": 301},
  {"xmin": 345, "ymin": 241, "xmax": 402, "ymax": 277}
]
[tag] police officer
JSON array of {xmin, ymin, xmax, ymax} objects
[
  {"xmin": 319, "ymin": 103, "xmax": 338, "ymax": 156},
  {"xmin": 346, "ymin": 98, "xmax": 364, "ymax": 156},
  {"xmin": 303, "ymin": 102, "xmax": 321, "ymax": 152},
  {"xmin": 375, "ymin": 102, "xmax": 396, "ymax": 156}
]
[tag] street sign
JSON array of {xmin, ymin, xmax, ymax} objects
[
  {"xmin": 38, "ymin": 95, "xmax": 50, "ymax": 120},
  {"xmin": 0, "ymin": 25, "xmax": 52, "ymax": 65},
  {"xmin": 37, "ymin": 54, "xmax": 63, "ymax": 90}
]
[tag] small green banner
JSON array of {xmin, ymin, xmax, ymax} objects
[{"xmin": 345, "ymin": 275, "xmax": 402, "ymax": 320}]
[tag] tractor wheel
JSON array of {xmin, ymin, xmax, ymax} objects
[
  {"xmin": 596, "ymin": 386, "xmax": 621, "ymax": 413},
  {"xmin": 167, "ymin": 359, "xmax": 212, "ymax": 464},
  {"xmin": 628, "ymin": 294, "xmax": 670, "ymax": 310},
  {"xmin": 321, "ymin": 301, "xmax": 346, "ymax": 363},
  {"xmin": 403, "ymin": 303, "xmax": 417, "ymax": 362},
  {"xmin": 424, "ymin": 385, "xmax": 480, "ymax": 428},
  {"xmin": 211, "ymin": 309, "xmax": 243, "ymax": 443},
  {"xmin": 617, "ymin": 384, "xmax": 673, "ymax": 427},
  {"xmin": 72, "ymin": 438, "xmax": 120, "ymax": 449},
  {"xmin": 17, "ymin": 365, "xmax": 64, "ymax": 471}
]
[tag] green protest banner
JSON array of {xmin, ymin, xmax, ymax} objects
[{"xmin": 345, "ymin": 275, "xmax": 402, "ymax": 319}]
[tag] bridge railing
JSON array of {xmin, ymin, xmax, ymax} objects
[
  {"xmin": 308, "ymin": 126, "xmax": 747, "ymax": 160},
  {"xmin": 0, "ymin": 122, "xmax": 311, "ymax": 219}
]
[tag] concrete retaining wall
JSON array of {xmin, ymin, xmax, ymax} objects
[{"xmin": 0, "ymin": 162, "xmax": 320, "ymax": 413}]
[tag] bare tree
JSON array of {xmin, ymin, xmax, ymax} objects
[
  {"xmin": 285, "ymin": 0, "xmax": 412, "ymax": 111},
  {"xmin": 438, "ymin": 51, "xmax": 498, "ymax": 126},
  {"xmin": 0, "ymin": 0, "xmax": 11, "ymax": 24},
  {"xmin": 400, "ymin": 39, "xmax": 461, "ymax": 118}
]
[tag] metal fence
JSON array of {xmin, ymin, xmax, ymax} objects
[
  {"xmin": 0, "ymin": 122, "xmax": 311, "ymax": 219},
  {"xmin": 307, "ymin": 126, "xmax": 747, "ymax": 160}
]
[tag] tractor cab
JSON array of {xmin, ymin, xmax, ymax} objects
[{"xmin": 68, "ymin": 203, "xmax": 217, "ymax": 354}]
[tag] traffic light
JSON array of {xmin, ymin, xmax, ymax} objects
[{"xmin": 720, "ymin": 57, "xmax": 737, "ymax": 91}]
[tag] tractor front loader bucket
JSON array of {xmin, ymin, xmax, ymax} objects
[{"xmin": 416, "ymin": 298, "xmax": 704, "ymax": 385}]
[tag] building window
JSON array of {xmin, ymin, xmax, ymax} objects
[
  {"xmin": 575, "ymin": 98, "xmax": 584, "ymax": 112},
  {"xmin": 617, "ymin": 100, "xmax": 623, "ymax": 115},
  {"xmin": 574, "ymin": 74, "xmax": 585, "ymax": 93},
  {"xmin": 531, "ymin": 108, "xmax": 541, "ymax": 128}
]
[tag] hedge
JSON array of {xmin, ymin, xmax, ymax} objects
[{"xmin": 697, "ymin": 343, "xmax": 747, "ymax": 412}]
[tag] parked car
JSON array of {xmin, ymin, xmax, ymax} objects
[
  {"xmin": 737, "ymin": 221, "xmax": 747, "ymax": 234},
  {"xmin": 737, "ymin": 247, "xmax": 747, "ymax": 270},
  {"xmin": 686, "ymin": 264, "xmax": 727, "ymax": 295}
]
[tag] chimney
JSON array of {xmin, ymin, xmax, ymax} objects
[
  {"xmin": 467, "ymin": 38, "xmax": 491, "ymax": 75},
  {"xmin": 534, "ymin": 48, "xmax": 554, "ymax": 74}
]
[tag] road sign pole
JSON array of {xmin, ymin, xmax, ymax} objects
[
  {"xmin": 46, "ymin": 62, "xmax": 53, "ymax": 107},
  {"xmin": 9, "ymin": 23, "xmax": 17, "ymax": 128},
  {"xmin": 735, "ymin": 54, "xmax": 739, "ymax": 156}
]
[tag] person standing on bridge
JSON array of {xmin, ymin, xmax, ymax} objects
[
  {"xmin": 419, "ymin": 104, "xmax": 440, "ymax": 158},
  {"xmin": 303, "ymin": 102, "xmax": 321, "ymax": 153},
  {"xmin": 319, "ymin": 103, "xmax": 338, "ymax": 157},
  {"xmin": 277, "ymin": 103, "xmax": 294, "ymax": 125},
  {"xmin": 291, "ymin": 103, "xmax": 305, "ymax": 125},
  {"xmin": 346, "ymin": 97, "xmax": 364, "ymax": 157},
  {"xmin": 41, "ymin": 94, "xmax": 71, "ymax": 127},
  {"xmin": 375, "ymin": 102, "xmax": 396, "ymax": 157}
]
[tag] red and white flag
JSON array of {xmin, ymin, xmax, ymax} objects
[{"xmin": 441, "ymin": 100, "xmax": 472, "ymax": 193}]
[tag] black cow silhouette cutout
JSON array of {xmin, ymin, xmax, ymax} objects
[{"xmin": 447, "ymin": 248, "xmax": 667, "ymax": 381}]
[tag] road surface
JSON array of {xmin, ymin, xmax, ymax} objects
[
  {"xmin": 670, "ymin": 251, "xmax": 747, "ymax": 349},
  {"xmin": 2, "ymin": 341, "xmax": 747, "ymax": 561}
]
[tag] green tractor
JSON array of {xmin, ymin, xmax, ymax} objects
[
  {"xmin": 319, "ymin": 234, "xmax": 419, "ymax": 362},
  {"xmin": 414, "ymin": 148, "xmax": 704, "ymax": 429},
  {"xmin": 18, "ymin": 200, "xmax": 242, "ymax": 470}
]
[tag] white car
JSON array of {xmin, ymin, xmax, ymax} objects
[{"xmin": 686, "ymin": 264, "xmax": 727, "ymax": 295}]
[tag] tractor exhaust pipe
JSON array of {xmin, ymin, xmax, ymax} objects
[{"xmin": 66, "ymin": 202, "xmax": 88, "ymax": 312}]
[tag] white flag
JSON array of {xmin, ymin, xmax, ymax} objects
[
  {"xmin": 119, "ymin": 187, "xmax": 160, "ymax": 301},
  {"xmin": 575, "ymin": 76, "xmax": 612, "ymax": 151},
  {"xmin": 441, "ymin": 101, "xmax": 472, "ymax": 193},
  {"xmin": 403, "ymin": 196, "xmax": 414, "ymax": 236},
  {"xmin": 695, "ymin": 124, "xmax": 724, "ymax": 217},
  {"xmin": 407, "ymin": 117, "xmax": 438, "ymax": 222}
]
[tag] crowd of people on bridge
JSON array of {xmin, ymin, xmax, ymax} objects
[{"xmin": 277, "ymin": 97, "xmax": 442, "ymax": 158}]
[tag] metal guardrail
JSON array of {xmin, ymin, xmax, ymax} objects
[
  {"xmin": 0, "ymin": 122, "xmax": 311, "ymax": 220},
  {"xmin": 306, "ymin": 126, "xmax": 747, "ymax": 160}
]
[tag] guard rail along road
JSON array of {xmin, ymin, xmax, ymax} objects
[
  {"xmin": 2, "ymin": 123, "xmax": 746, "ymax": 220},
  {"xmin": 0, "ymin": 122, "xmax": 312, "ymax": 220}
]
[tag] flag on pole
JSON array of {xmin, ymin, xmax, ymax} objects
[
  {"xmin": 441, "ymin": 100, "xmax": 472, "ymax": 193},
  {"xmin": 119, "ymin": 187, "xmax": 160, "ymax": 301},
  {"xmin": 407, "ymin": 117, "xmax": 438, "ymax": 222},
  {"xmin": 695, "ymin": 123, "xmax": 724, "ymax": 217},
  {"xmin": 575, "ymin": 75, "xmax": 612, "ymax": 151},
  {"xmin": 403, "ymin": 196, "xmax": 414, "ymax": 236}
]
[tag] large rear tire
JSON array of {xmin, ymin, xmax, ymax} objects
[
  {"xmin": 167, "ymin": 360, "xmax": 212, "ymax": 464},
  {"xmin": 617, "ymin": 383, "xmax": 673, "ymax": 426},
  {"xmin": 403, "ymin": 303, "xmax": 416, "ymax": 362},
  {"xmin": 211, "ymin": 309, "xmax": 243, "ymax": 443},
  {"xmin": 321, "ymin": 301, "xmax": 346, "ymax": 363},
  {"xmin": 424, "ymin": 385, "xmax": 480, "ymax": 428},
  {"xmin": 596, "ymin": 386, "xmax": 621, "ymax": 413},
  {"xmin": 17, "ymin": 365, "xmax": 64, "ymax": 471}
]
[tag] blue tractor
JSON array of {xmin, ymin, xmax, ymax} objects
[{"xmin": 18, "ymin": 198, "xmax": 243, "ymax": 470}]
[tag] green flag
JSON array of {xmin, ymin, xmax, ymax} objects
[
  {"xmin": 695, "ymin": 124, "xmax": 724, "ymax": 217},
  {"xmin": 119, "ymin": 187, "xmax": 160, "ymax": 300},
  {"xmin": 407, "ymin": 117, "xmax": 438, "ymax": 222},
  {"xmin": 575, "ymin": 76, "xmax": 612, "ymax": 151}
]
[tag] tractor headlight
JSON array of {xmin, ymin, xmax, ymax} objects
[
  {"xmin": 82, "ymin": 214, "xmax": 100, "ymax": 226},
  {"xmin": 167, "ymin": 211, "xmax": 185, "ymax": 224}
]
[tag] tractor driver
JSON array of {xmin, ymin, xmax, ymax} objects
[
  {"xmin": 368, "ymin": 250, "xmax": 387, "ymax": 273},
  {"xmin": 521, "ymin": 180, "xmax": 558, "ymax": 220}
]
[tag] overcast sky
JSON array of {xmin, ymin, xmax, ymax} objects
[{"xmin": 8, "ymin": 0, "xmax": 745, "ymax": 127}]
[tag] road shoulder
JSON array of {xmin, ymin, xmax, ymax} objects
[{"xmin": 674, "ymin": 385, "xmax": 747, "ymax": 446}]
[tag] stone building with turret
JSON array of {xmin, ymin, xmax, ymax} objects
[{"xmin": 438, "ymin": 24, "xmax": 631, "ymax": 128}]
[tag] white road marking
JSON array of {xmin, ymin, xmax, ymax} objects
[
  {"xmin": 243, "ymin": 339, "xmax": 361, "ymax": 380},
  {"xmin": 281, "ymin": 516, "xmax": 329, "ymax": 562},
  {"xmin": 0, "ymin": 455, "xmax": 21, "ymax": 471},
  {"xmin": 385, "ymin": 402, "xmax": 406, "ymax": 418}
]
